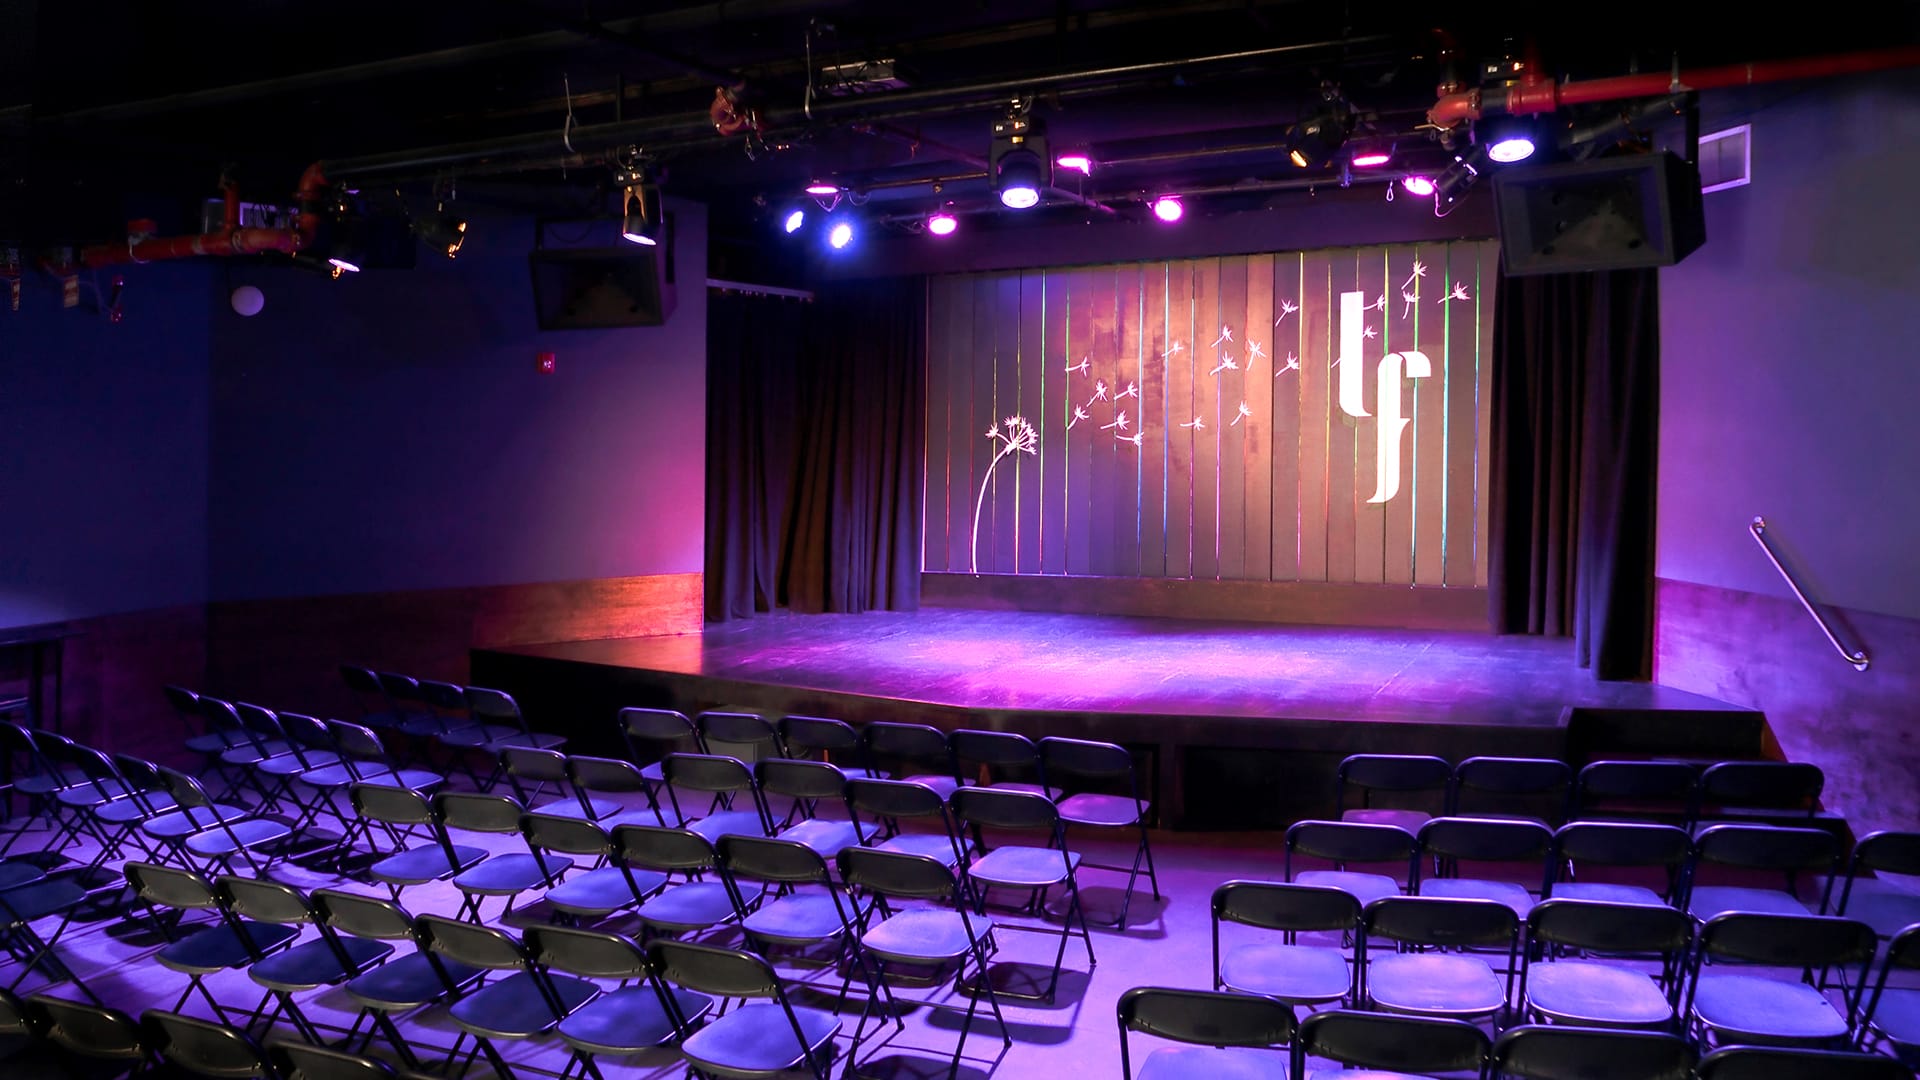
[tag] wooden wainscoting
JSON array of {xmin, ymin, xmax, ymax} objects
[{"xmin": 923, "ymin": 572, "xmax": 1489, "ymax": 631}]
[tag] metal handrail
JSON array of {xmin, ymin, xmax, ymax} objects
[{"xmin": 1749, "ymin": 516, "xmax": 1870, "ymax": 672}]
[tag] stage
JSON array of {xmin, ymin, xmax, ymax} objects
[{"xmin": 471, "ymin": 608, "xmax": 1760, "ymax": 828}]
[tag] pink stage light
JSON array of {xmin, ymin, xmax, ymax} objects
[
  {"xmin": 1056, "ymin": 153, "xmax": 1093, "ymax": 174},
  {"xmin": 1151, "ymin": 195, "xmax": 1183, "ymax": 223},
  {"xmin": 804, "ymin": 181, "xmax": 842, "ymax": 196},
  {"xmin": 927, "ymin": 212, "xmax": 958, "ymax": 236},
  {"xmin": 1351, "ymin": 151, "xmax": 1393, "ymax": 167},
  {"xmin": 1400, "ymin": 176, "xmax": 1437, "ymax": 197}
]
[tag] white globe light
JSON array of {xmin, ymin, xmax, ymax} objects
[{"xmin": 230, "ymin": 285, "xmax": 265, "ymax": 317}]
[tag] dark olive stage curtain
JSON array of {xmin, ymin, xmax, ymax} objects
[
  {"xmin": 1490, "ymin": 269, "xmax": 1660, "ymax": 681},
  {"xmin": 705, "ymin": 279, "xmax": 926, "ymax": 621}
]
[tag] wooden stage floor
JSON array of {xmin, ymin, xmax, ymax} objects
[{"xmin": 473, "ymin": 609, "xmax": 1757, "ymax": 827}]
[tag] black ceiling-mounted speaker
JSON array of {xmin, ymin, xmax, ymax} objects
[
  {"xmin": 528, "ymin": 211, "xmax": 677, "ymax": 330},
  {"xmin": 1492, "ymin": 151, "xmax": 1706, "ymax": 276}
]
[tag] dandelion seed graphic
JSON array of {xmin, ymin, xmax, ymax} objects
[
  {"xmin": 970, "ymin": 416, "xmax": 1038, "ymax": 574},
  {"xmin": 1401, "ymin": 260, "xmax": 1426, "ymax": 291},
  {"xmin": 1101, "ymin": 411, "xmax": 1131, "ymax": 432},
  {"xmin": 1208, "ymin": 353, "xmax": 1239, "ymax": 377},
  {"xmin": 1065, "ymin": 356, "xmax": 1091, "ymax": 376},
  {"xmin": 1066, "ymin": 405, "xmax": 1091, "ymax": 430},
  {"xmin": 1372, "ymin": 293, "xmax": 1388, "ymax": 313},
  {"xmin": 1090, "ymin": 379, "xmax": 1109, "ymax": 403},
  {"xmin": 1231, "ymin": 402, "xmax": 1252, "ymax": 427},
  {"xmin": 1119, "ymin": 431, "xmax": 1145, "ymax": 448},
  {"xmin": 1180, "ymin": 416, "xmax": 1206, "ymax": 429},
  {"xmin": 1210, "ymin": 326, "xmax": 1234, "ymax": 348},
  {"xmin": 1400, "ymin": 289, "xmax": 1420, "ymax": 319},
  {"xmin": 1362, "ymin": 325, "xmax": 1377, "ymax": 340},
  {"xmin": 1116, "ymin": 381, "xmax": 1140, "ymax": 401},
  {"xmin": 1440, "ymin": 281, "xmax": 1471, "ymax": 305},
  {"xmin": 1247, "ymin": 341, "xmax": 1268, "ymax": 363},
  {"xmin": 1274, "ymin": 299, "xmax": 1298, "ymax": 324},
  {"xmin": 1275, "ymin": 352, "xmax": 1299, "ymax": 376},
  {"xmin": 1162, "ymin": 340, "xmax": 1185, "ymax": 358}
]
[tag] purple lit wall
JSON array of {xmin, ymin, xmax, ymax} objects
[
  {"xmin": 0, "ymin": 261, "xmax": 212, "ymax": 624},
  {"xmin": 207, "ymin": 201, "xmax": 708, "ymax": 600}
]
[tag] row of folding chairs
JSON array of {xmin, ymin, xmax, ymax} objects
[
  {"xmin": 1117, "ymin": 992, "xmax": 1917, "ymax": 1080},
  {"xmin": 1337, "ymin": 752, "xmax": 1828, "ymax": 832}
]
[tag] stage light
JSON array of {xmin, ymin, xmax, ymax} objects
[
  {"xmin": 828, "ymin": 220, "xmax": 855, "ymax": 250},
  {"xmin": 1401, "ymin": 175, "xmax": 1437, "ymax": 197},
  {"xmin": 1433, "ymin": 144, "xmax": 1490, "ymax": 216},
  {"xmin": 1286, "ymin": 98, "xmax": 1352, "ymax": 169},
  {"xmin": 1055, "ymin": 152, "xmax": 1092, "ymax": 175},
  {"xmin": 990, "ymin": 103, "xmax": 1051, "ymax": 210},
  {"xmin": 804, "ymin": 180, "xmax": 842, "ymax": 196},
  {"xmin": 1151, "ymin": 195, "xmax": 1184, "ymax": 223},
  {"xmin": 1482, "ymin": 115, "xmax": 1538, "ymax": 163},
  {"xmin": 1348, "ymin": 137, "xmax": 1395, "ymax": 169},
  {"xmin": 326, "ymin": 212, "xmax": 365, "ymax": 273},
  {"xmin": 620, "ymin": 180, "xmax": 662, "ymax": 246},
  {"xmin": 414, "ymin": 202, "xmax": 467, "ymax": 258},
  {"xmin": 783, "ymin": 209, "xmax": 806, "ymax": 234},
  {"xmin": 996, "ymin": 150, "xmax": 1043, "ymax": 209},
  {"xmin": 927, "ymin": 211, "xmax": 958, "ymax": 236}
]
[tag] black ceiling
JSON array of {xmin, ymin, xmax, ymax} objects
[{"xmin": 5, "ymin": 1, "xmax": 1917, "ymax": 249}]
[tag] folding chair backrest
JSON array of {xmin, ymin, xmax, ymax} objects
[
  {"xmin": 846, "ymin": 776, "xmax": 947, "ymax": 821},
  {"xmin": 312, "ymin": 889, "xmax": 417, "ymax": 941},
  {"xmin": 661, "ymin": 752, "xmax": 757, "ymax": 794},
  {"xmin": 111, "ymin": 753, "xmax": 171, "ymax": 808},
  {"xmin": 951, "ymin": 785, "xmax": 1059, "ymax": 831},
  {"xmin": 464, "ymin": 686, "xmax": 526, "ymax": 731},
  {"xmin": 1364, "ymin": 895, "xmax": 1518, "ymax": 948},
  {"xmin": 350, "ymin": 783, "xmax": 433, "ymax": 826},
  {"xmin": 375, "ymin": 673, "xmax": 424, "ymax": 711},
  {"xmin": 29, "ymin": 993, "xmax": 148, "ymax": 1063},
  {"xmin": 419, "ymin": 680, "xmax": 470, "ymax": 716},
  {"xmin": 1573, "ymin": 760, "xmax": 1698, "ymax": 821},
  {"xmin": 269, "ymin": 1040, "xmax": 401, "ymax": 1080},
  {"xmin": 415, "ymin": 913, "xmax": 527, "ymax": 971},
  {"xmin": 646, "ymin": 938, "xmax": 780, "ymax": 999},
  {"xmin": 1851, "ymin": 830, "xmax": 1920, "ymax": 878},
  {"xmin": 1039, "ymin": 736, "xmax": 1138, "ymax": 783},
  {"xmin": 1212, "ymin": 880, "xmax": 1362, "ymax": 934},
  {"xmin": 619, "ymin": 707, "xmax": 703, "ymax": 758},
  {"xmin": 719, "ymin": 834, "xmax": 832, "ymax": 886},
  {"xmin": 612, "ymin": 823, "xmax": 720, "ymax": 873},
  {"xmin": 1527, "ymin": 898, "xmax": 1693, "ymax": 954},
  {"xmin": 279, "ymin": 712, "xmax": 337, "ymax": 757},
  {"xmin": 200, "ymin": 696, "xmax": 247, "ymax": 737},
  {"xmin": 217, "ymin": 875, "xmax": 316, "ymax": 927},
  {"xmin": 949, "ymin": 729, "xmax": 1042, "ymax": 780},
  {"xmin": 1419, "ymin": 816, "xmax": 1555, "ymax": 863},
  {"xmin": 1295, "ymin": 1009, "xmax": 1490, "ymax": 1074},
  {"xmin": 157, "ymin": 765, "xmax": 216, "ymax": 811},
  {"xmin": 525, "ymin": 924, "xmax": 650, "ymax": 981},
  {"xmin": 1696, "ymin": 761, "xmax": 1823, "ymax": 818},
  {"xmin": 1695, "ymin": 1046, "xmax": 1915, "ymax": 1080},
  {"xmin": 233, "ymin": 701, "xmax": 284, "ymax": 743},
  {"xmin": 1697, "ymin": 912, "xmax": 1877, "ymax": 969},
  {"xmin": 434, "ymin": 791, "xmax": 527, "ymax": 834},
  {"xmin": 838, "ymin": 846, "xmax": 960, "ymax": 901},
  {"xmin": 1693, "ymin": 823, "xmax": 1842, "ymax": 872},
  {"xmin": 862, "ymin": 721, "xmax": 954, "ymax": 774},
  {"xmin": 755, "ymin": 757, "xmax": 848, "ymax": 802},
  {"xmin": 144, "ymin": 1008, "xmax": 273, "ymax": 1077},
  {"xmin": 1450, "ymin": 756, "xmax": 1572, "ymax": 820},
  {"xmin": 65, "ymin": 743, "xmax": 128, "ymax": 800},
  {"xmin": 523, "ymin": 813, "xmax": 612, "ymax": 857},
  {"xmin": 340, "ymin": 664, "xmax": 382, "ymax": 697},
  {"xmin": 777, "ymin": 715, "xmax": 863, "ymax": 761},
  {"xmin": 125, "ymin": 861, "xmax": 220, "ymax": 911},
  {"xmin": 164, "ymin": 683, "xmax": 203, "ymax": 719},
  {"xmin": 1553, "ymin": 820, "xmax": 1692, "ymax": 868},
  {"xmin": 502, "ymin": 746, "xmax": 569, "ymax": 795},
  {"xmin": 328, "ymin": 720, "xmax": 392, "ymax": 763},
  {"xmin": 1285, "ymin": 819, "xmax": 1420, "ymax": 869},
  {"xmin": 695, "ymin": 711, "xmax": 780, "ymax": 755},
  {"xmin": 1336, "ymin": 754, "xmax": 1451, "ymax": 811},
  {"xmin": 1117, "ymin": 985, "xmax": 1297, "ymax": 1046},
  {"xmin": 567, "ymin": 753, "xmax": 648, "ymax": 794},
  {"xmin": 1492, "ymin": 1025, "xmax": 1694, "ymax": 1080}
]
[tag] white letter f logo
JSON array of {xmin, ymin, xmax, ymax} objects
[{"xmin": 1335, "ymin": 290, "xmax": 1430, "ymax": 504}]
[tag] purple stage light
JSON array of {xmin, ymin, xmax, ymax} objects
[
  {"xmin": 1401, "ymin": 176, "xmax": 1437, "ymax": 197},
  {"xmin": 1151, "ymin": 195, "xmax": 1184, "ymax": 223},
  {"xmin": 828, "ymin": 221, "xmax": 854, "ymax": 249},
  {"xmin": 1056, "ymin": 153, "xmax": 1093, "ymax": 175},
  {"xmin": 927, "ymin": 212, "xmax": 958, "ymax": 236},
  {"xmin": 327, "ymin": 257, "xmax": 361, "ymax": 272},
  {"xmin": 804, "ymin": 181, "xmax": 841, "ymax": 196},
  {"xmin": 1488, "ymin": 136, "xmax": 1536, "ymax": 163},
  {"xmin": 783, "ymin": 209, "xmax": 805, "ymax": 234},
  {"xmin": 1351, "ymin": 151, "xmax": 1392, "ymax": 168}
]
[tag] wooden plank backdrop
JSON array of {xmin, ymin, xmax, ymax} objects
[{"xmin": 923, "ymin": 239, "xmax": 1497, "ymax": 587}]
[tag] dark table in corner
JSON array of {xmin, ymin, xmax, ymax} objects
[{"xmin": 0, "ymin": 621, "xmax": 80, "ymax": 732}]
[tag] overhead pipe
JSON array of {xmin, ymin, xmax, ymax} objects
[
  {"xmin": 1427, "ymin": 44, "xmax": 1920, "ymax": 129},
  {"xmin": 79, "ymin": 162, "xmax": 330, "ymax": 269}
]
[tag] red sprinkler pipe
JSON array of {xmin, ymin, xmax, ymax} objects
[
  {"xmin": 1427, "ymin": 44, "xmax": 1920, "ymax": 129},
  {"xmin": 79, "ymin": 162, "xmax": 332, "ymax": 269}
]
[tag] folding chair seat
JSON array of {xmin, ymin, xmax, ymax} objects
[
  {"xmin": 499, "ymin": 747, "xmax": 618, "ymax": 822},
  {"xmin": 432, "ymin": 792, "xmax": 572, "ymax": 922},
  {"xmin": 1116, "ymin": 985, "xmax": 1298, "ymax": 1080},
  {"xmin": 1039, "ymin": 736, "xmax": 1159, "ymax": 928},
  {"xmin": 837, "ymin": 846, "xmax": 1006, "ymax": 1076},
  {"xmin": 1519, "ymin": 898, "xmax": 1692, "ymax": 1029},
  {"xmin": 100, "ymin": 753, "xmax": 182, "ymax": 859},
  {"xmin": 1283, "ymin": 818, "xmax": 1419, "ymax": 907},
  {"xmin": 1834, "ymin": 830, "xmax": 1920, "ymax": 941},
  {"xmin": 950, "ymin": 786, "xmax": 1095, "ymax": 1004},
  {"xmin": 27, "ymin": 992, "xmax": 153, "ymax": 1076},
  {"xmin": 153, "ymin": 766, "xmax": 293, "ymax": 876},
  {"xmin": 1491, "ymin": 1024, "xmax": 1695, "ymax": 1080},
  {"xmin": 268, "ymin": 1041, "xmax": 403, "ymax": 1080},
  {"xmin": 861, "ymin": 722, "xmax": 963, "ymax": 801},
  {"xmin": 1683, "ymin": 911, "xmax": 1877, "ymax": 1048},
  {"xmin": 1416, "ymin": 815, "xmax": 1555, "ymax": 917},
  {"xmin": 564, "ymin": 755, "xmax": 665, "ymax": 829},
  {"xmin": 414, "ymin": 914, "xmax": 599, "ymax": 1079},
  {"xmin": 1685, "ymin": 823, "xmax": 1842, "ymax": 922},
  {"xmin": 1859, "ymin": 922, "xmax": 1920, "ymax": 1063},
  {"xmin": 214, "ymin": 875, "xmax": 392, "ymax": 1043},
  {"xmin": 756, "ymin": 758, "xmax": 872, "ymax": 858},
  {"xmin": 609, "ymin": 823, "xmax": 743, "ymax": 940},
  {"xmin": 615, "ymin": 707, "xmax": 702, "ymax": 791},
  {"xmin": 1547, "ymin": 820, "xmax": 1691, "ymax": 907},
  {"xmin": 1291, "ymin": 1008, "xmax": 1490, "ymax": 1079},
  {"xmin": 123, "ymin": 861, "xmax": 298, "ymax": 1025},
  {"xmin": 350, "ymin": 784, "xmax": 488, "ymax": 902},
  {"xmin": 694, "ymin": 710, "xmax": 782, "ymax": 763},
  {"xmin": 521, "ymin": 812, "xmax": 663, "ymax": 924},
  {"xmin": 1450, "ymin": 755, "xmax": 1573, "ymax": 825},
  {"xmin": 219, "ymin": 701, "xmax": 297, "ymax": 770},
  {"xmin": 658, "ymin": 752, "xmax": 773, "ymax": 844},
  {"xmin": 1692, "ymin": 760, "xmax": 1825, "ymax": 832},
  {"xmin": 1359, "ymin": 895, "xmax": 1519, "ymax": 1022},
  {"xmin": 338, "ymin": 665, "xmax": 401, "ymax": 731},
  {"xmin": 719, "ymin": 834, "xmax": 859, "ymax": 980},
  {"xmin": 528, "ymin": 925, "xmax": 711, "ymax": 1080},
  {"xmin": 143, "ymin": 1007, "xmax": 276, "ymax": 1078},
  {"xmin": 845, "ymin": 777, "xmax": 966, "ymax": 869},
  {"xmin": 0, "ymin": 723, "xmax": 87, "ymax": 852},
  {"xmin": 311, "ymin": 721, "xmax": 447, "ymax": 799},
  {"xmin": 949, "ymin": 729, "xmax": 1057, "ymax": 798},
  {"xmin": 1695, "ymin": 1045, "xmax": 1917, "ymax": 1080},
  {"xmin": 1335, "ymin": 753, "xmax": 1451, "ymax": 833},
  {"xmin": 0, "ymin": 864, "xmax": 99, "ymax": 998},
  {"xmin": 1210, "ymin": 880, "xmax": 1359, "ymax": 1007},
  {"xmin": 266, "ymin": 712, "xmax": 350, "ymax": 840},
  {"xmin": 455, "ymin": 687, "xmax": 566, "ymax": 789},
  {"xmin": 778, "ymin": 714, "xmax": 882, "ymax": 778},
  {"xmin": 117, "ymin": 753, "xmax": 252, "ymax": 864},
  {"xmin": 648, "ymin": 938, "xmax": 839, "ymax": 1079},
  {"xmin": 46, "ymin": 742, "xmax": 140, "ymax": 856},
  {"xmin": 312, "ymin": 888, "xmax": 481, "ymax": 1072},
  {"xmin": 1572, "ymin": 760, "xmax": 1700, "ymax": 825}
]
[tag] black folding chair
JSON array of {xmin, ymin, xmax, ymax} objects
[
  {"xmin": 143, "ymin": 1008, "xmax": 276, "ymax": 1078},
  {"xmin": 1040, "ymin": 736, "xmax": 1160, "ymax": 928},
  {"xmin": 312, "ymin": 888, "xmax": 481, "ymax": 1072},
  {"xmin": 1695, "ymin": 1045, "xmax": 1916, "ymax": 1080},
  {"xmin": 414, "ymin": 914, "xmax": 599, "ymax": 1080},
  {"xmin": 528, "ymin": 924, "xmax": 712, "ymax": 1080},
  {"xmin": 1210, "ymin": 880, "xmax": 1359, "ymax": 1007},
  {"xmin": 1491, "ymin": 1024, "xmax": 1694, "ymax": 1080},
  {"xmin": 646, "ymin": 938, "xmax": 839, "ymax": 1080},
  {"xmin": 1291, "ymin": 1008, "xmax": 1490, "ymax": 1078},
  {"xmin": 1117, "ymin": 985, "xmax": 1297, "ymax": 1080},
  {"xmin": 214, "ymin": 875, "xmax": 392, "ymax": 1043}
]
